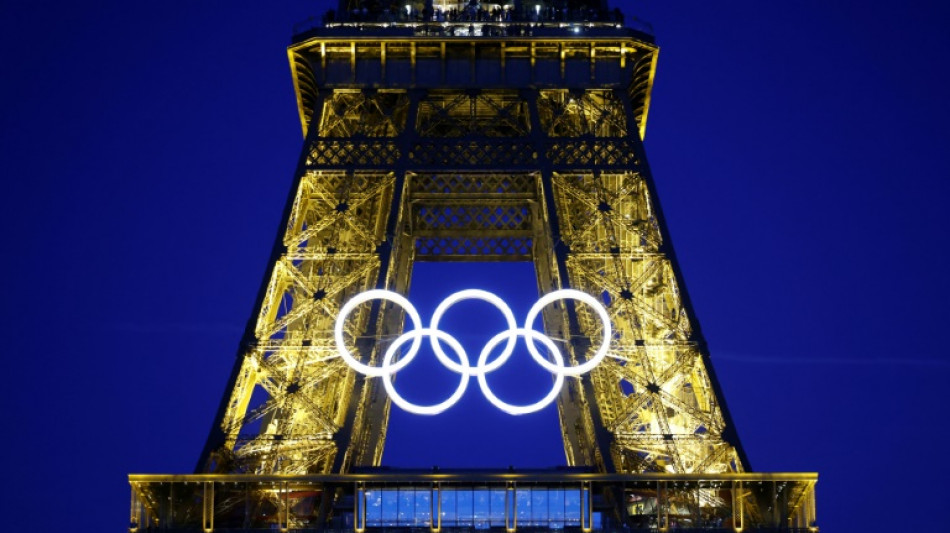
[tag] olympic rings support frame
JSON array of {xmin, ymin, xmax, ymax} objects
[{"xmin": 333, "ymin": 289, "xmax": 612, "ymax": 415}]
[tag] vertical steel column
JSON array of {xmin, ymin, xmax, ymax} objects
[
  {"xmin": 526, "ymin": 86, "xmax": 616, "ymax": 473},
  {"xmin": 431, "ymin": 482, "xmax": 442, "ymax": 532},
  {"xmin": 196, "ymin": 86, "xmax": 331, "ymax": 472},
  {"xmin": 807, "ymin": 482, "xmax": 817, "ymax": 530},
  {"xmin": 505, "ymin": 482, "xmax": 517, "ymax": 532},
  {"xmin": 612, "ymin": 86, "xmax": 750, "ymax": 471},
  {"xmin": 279, "ymin": 481, "xmax": 290, "ymax": 532},
  {"xmin": 202, "ymin": 481, "xmax": 214, "ymax": 532},
  {"xmin": 332, "ymin": 89, "xmax": 423, "ymax": 472},
  {"xmin": 355, "ymin": 482, "xmax": 366, "ymax": 533},
  {"xmin": 580, "ymin": 481, "xmax": 592, "ymax": 532},
  {"xmin": 524, "ymin": 88, "xmax": 585, "ymax": 466},
  {"xmin": 658, "ymin": 480, "xmax": 667, "ymax": 531},
  {"xmin": 129, "ymin": 484, "xmax": 142, "ymax": 533},
  {"xmin": 693, "ymin": 481, "xmax": 701, "ymax": 528},
  {"xmin": 732, "ymin": 480, "xmax": 743, "ymax": 532}
]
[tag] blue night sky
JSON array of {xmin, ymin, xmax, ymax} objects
[{"xmin": 2, "ymin": 1, "xmax": 949, "ymax": 532}]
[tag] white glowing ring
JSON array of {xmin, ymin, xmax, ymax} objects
[
  {"xmin": 334, "ymin": 288, "xmax": 611, "ymax": 415},
  {"xmin": 429, "ymin": 289, "xmax": 518, "ymax": 374},
  {"xmin": 382, "ymin": 328, "xmax": 470, "ymax": 415},
  {"xmin": 477, "ymin": 328, "xmax": 565, "ymax": 415},
  {"xmin": 523, "ymin": 289, "xmax": 612, "ymax": 376},
  {"xmin": 334, "ymin": 289, "xmax": 423, "ymax": 377}
]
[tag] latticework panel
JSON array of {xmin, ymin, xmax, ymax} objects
[
  {"xmin": 550, "ymin": 170, "xmax": 742, "ymax": 474},
  {"xmin": 411, "ymin": 203, "xmax": 532, "ymax": 234},
  {"xmin": 408, "ymin": 140, "xmax": 536, "ymax": 168},
  {"xmin": 213, "ymin": 170, "xmax": 396, "ymax": 474},
  {"xmin": 414, "ymin": 236, "xmax": 533, "ymax": 260},
  {"xmin": 417, "ymin": 90, "xmax": 530, "ymax": 137},
  {"xmin": 319, "ymin": 91, "xmax": 409, "ymax": 137},
  {"xmin": 408, "ymin": 172, "xmax": 538, "ymax": 261},
  {"xmin": 409, "ymin": 172, "xmax": 535, "ymax": 196},
  {"xmin": 538, "ymin": 90, "xmax": 627, "ymax": 137},
  {"xmin": 306, "ymin": 140, "xmax": 400, "ymax": 168},
  {"xmin": 545, "ymin": 139, "xmax": 640, "ymax": 167}
]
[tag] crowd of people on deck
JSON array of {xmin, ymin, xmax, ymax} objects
[{"xmin": 325, "ymin": 1, "xmax": 624, "ymax": 26}]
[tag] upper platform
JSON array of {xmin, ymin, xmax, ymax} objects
[
  {"xmin": 293, "ymin": 0, "xmax": 653, "ymax": 41},
  {"xmin": 286, "ymin": 1, "xmax": 658, "ymax": 139}
]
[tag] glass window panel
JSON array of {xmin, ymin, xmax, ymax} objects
[
  {"xmin": 530, "ymin": 489, "xmax": 548, "ymax": 526},
  {"xmin": 564, "ymin": 488, "xmax": 581, "ymax": 526},
  {"xmin": 549, "ymin": 488, "xmax": 565, "ymax": 524},
  {"xmin": 457, "ymin": 488, "xmax": 474, "ymax": 526},
  {"xmin": 474, "ymin": 489, "xmax": 490, "ymax": 529},
  {"xmin": 415, "ymin": 489, "xmax": 432, "ymax": 526},
  {"xmin": 516, "ymin": 489, "xmax": 531, "ymax": 525},
  {"xmin": 442, "ymin": 489, "xmax": 457, "ymax": 527},
  {"xmin": 490, "ymin": 489, "xmax": 506, "ymax": 527},
  {"xmin": 365, "ymin": 490, "xmax": 383, "ymax": 527},
  {"xmin": 381, "ymin": 489, "xmax": 398, "ymax": 526},
  {"xmin": 398, "ymin": 488, "xmax": 414, "ymax": 525}
]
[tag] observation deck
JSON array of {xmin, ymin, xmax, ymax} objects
[
  {"xmin": 286, "ymin": 2, "xmax": 658, "ymax": 139},
  {"xmin": 294, "ymin": 0, "xmax": 649, "ymax": 35}
]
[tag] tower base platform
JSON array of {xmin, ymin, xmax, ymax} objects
[{"xmin": 129, "ymin": 469, "xmax": 817, "ymax": 532}]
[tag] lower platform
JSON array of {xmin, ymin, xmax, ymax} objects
[{"xmin": 128, "ymin": 470, "xmax": 817, "ymax": 532}]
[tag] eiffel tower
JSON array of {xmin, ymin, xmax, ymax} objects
[{"xmin": 129, "ymin": 2, "xmax": 818, "ymax": 531}]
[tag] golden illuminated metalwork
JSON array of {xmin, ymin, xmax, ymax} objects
[
  {"xmin": 132, "ymin": 5, "xmax": 819, "ymax": 531},
  {"xmin": 195, "ymin": 17, "xmax": 749, "ymax": 478},
  {"xmin": 129, "ymin": 472, "xmax": 818, "ymax": 531}
]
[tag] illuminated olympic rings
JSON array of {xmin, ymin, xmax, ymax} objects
[{"xmin": 334, "ymin": 289, "xmax": 611, "ymax": 415}]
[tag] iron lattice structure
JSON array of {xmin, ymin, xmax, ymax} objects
[
  {"xmin": 129, "ymin": 5, "xmax": 821, "ymax": 532},
  {"xmin": 196, "ymin": 13, "xmax": 751, "ymax": 479}
]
